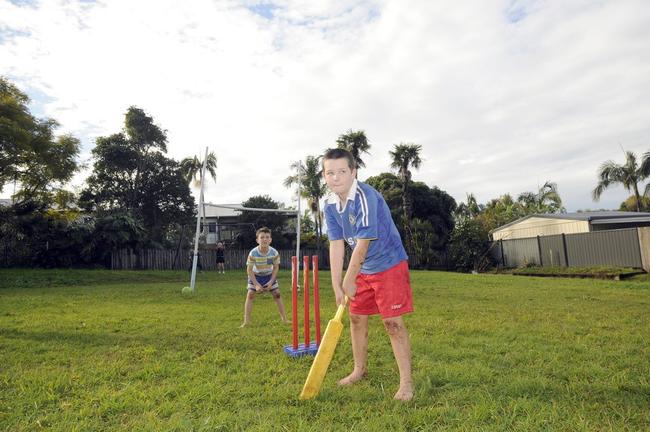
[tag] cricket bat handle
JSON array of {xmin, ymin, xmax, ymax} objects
[{"xmin": 333, "ymin": 296, "xmax": 348, "ymax": 322}]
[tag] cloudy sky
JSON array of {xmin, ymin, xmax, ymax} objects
[{"xmin": 2, "ymin": 0, "xmax": 650, "ymax": 211}]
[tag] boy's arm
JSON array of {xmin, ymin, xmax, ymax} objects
[
  {"xmin": 329, "ymin": 239, "xmax": 345, "ymax": 305},
  {"xmin": 268, "ymin": 263, "xmax": 280, "ymax": 287},
  {"xmin": 247, "ymin": 265, "xmax": 261, "ymax": 290},
  {"xmin": 342, "ymin": 238, "xmax": 370, "ymax": 299}
]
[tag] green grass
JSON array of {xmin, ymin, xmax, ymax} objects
[{"xmin": 1, "ymin": 269, "xmax": 649, "ymax": 431}]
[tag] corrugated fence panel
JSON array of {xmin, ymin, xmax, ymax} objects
[
  {"xmin": 566, "ymin": 228, "xmax": 642, "ymax": 268},
  {"xmin": 494, "ymin": 228, "xmax": 643, "ymax": 269},
  {"xmin": 501, "ymin": 237, "xmax": 540, "ymax": 267},
  {"xmin": 539, "ymin": 235, "xmax": 566, "ymax": 267}
]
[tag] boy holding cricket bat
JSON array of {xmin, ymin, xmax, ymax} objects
[{"xmin": 322, "ymin": 148, "xmax": 414, "ymax": 401}]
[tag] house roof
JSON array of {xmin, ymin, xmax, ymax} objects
[
  {"xmin": 203, "ymin": 203, "xmax": 243, "ymax": 218},
  {"xmin": 490, "ymin": 211, "xmax": 650, "ymax": 233},
  {"xmin": 590, "ymin": 216, "xmax": 650, "ymax": 225},
  {"xmin": 203, "ymin": 203, "xmax": 298, "ymax": 218}
]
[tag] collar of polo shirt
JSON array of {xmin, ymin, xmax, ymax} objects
[{"xmin": 327, "ymin": 178, "xmax": 358, "ymax": 211}]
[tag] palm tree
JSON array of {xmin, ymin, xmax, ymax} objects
[
  {"xmin": 593, "ymin": 151, "xmax": 648, "ymax": 212},
  {"xmin": 284, "ymin": 156, "xmax": 327, "ymax": 253},
  {"xmin": 641, "ymin": 150, "xmax": 650, "ymax": 198},
  {"xmin": 389, "ymin": 143, "xmax": 422, "ymax": 255},
  {"xmin": 180, "ymin": 152, "xmax": 217, "ymax": 234},
  {"xmin": 456, "ymin": 193, "xmax": 482, "ymax": 221},
  {"xmin": 336, "ymin": 129, "xmax": 371, "ymax": 176},
  {"xmin": 517, "ymin": 181, "xmax": 564, "ymax": 214},
  {"xmin": 180, "ymin": 152, "xmax": 217, "ymax": 187}
]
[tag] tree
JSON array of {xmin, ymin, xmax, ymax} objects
[
  {"xmin": 88, "ymin": 212, "xmax": 146, "ymax": 264},
  {"xmin": 389, "ymin": 143, "xmax": 422, "ymax": 255},
  {"xmin": 180, "ymin": 152, "xmax": 217, "ymax": 187},
  {"xmin": 517, "ymin": 181, "xmax": 564, "ymax": 214},
  {"xmin": 1, "ymin": 76, "xmax": 33, "ymax": 190},
  {"xmin": 479, "ymin": 194, "xmax": 522, "ymax": 232},
  {"xmin": 641, "ymin": 150, "xmax": 650, "ymax": 197},
  {"xmin": 0, "ymin": 76, "xmax": 80, "ymax": 204},
  {"xmin": 448, "ymin": 218, "xmax": 495, "ymax": 272},
  {"xmin": 620, "ymin": 195, "xmax": 650, "ymax": 212},
  {"xmin": 455, "ymin": 193, "xmax": 483, "ymax": 221},
  {"xmin": 284, "ymin": 156, "xmax": 326, "ymax": 253},
  {"xmin": 237, "ymin": 195, "xmax": 291, "ymax": 248},
  {"xmin": 366, "ymin": 172, "xmax": 456, "ymax": 268},
  {"xmin": 180, "ymin": 151, "xmax": 217, "ymax": 234},
  {"xmin": 336, "ymin": 129, "xmax": 371, "ymax": 175},
  {"xmin": 593, "ymin": 151, "xmax": 649, "ymax": 212},
  {"xmin": 80, "ymin": 106, "xmax": 194, "ymax": 245}
]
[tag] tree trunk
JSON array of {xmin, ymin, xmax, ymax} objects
[
  {"xmin": 633, "ymin": 182, "xmax": 642, "ymax": 212},
  {"xmin": 401, "ymin": 172, "xmax": 415, "ymax": 257},
  {"xmin": 312, "ymin": 209, "xmax": 320, "ymax": 254}
]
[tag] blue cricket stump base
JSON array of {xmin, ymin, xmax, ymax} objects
[{"xmin": 284, "ymin": 342, "xmax": 319, "ymax": 357}]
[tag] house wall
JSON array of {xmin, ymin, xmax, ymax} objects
[
  {"xmin": 492, "ymin": 217, "xmax": 590, "ymax": 240},
  {"xmin": 201, "ymin": 216, "xmax": 248, "ymax": 246}
]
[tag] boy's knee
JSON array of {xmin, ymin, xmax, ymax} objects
[
  {"xmin": 383, "ymin": 318, "xmax": 404, "ymax": 335},
  {"xmin": 272, "ymin": 291, "xmax": 281, "ymax": 299},
  {"xmin": 247, "ymin": 291, "xmax": 256, "ymax": 300},
  {"xmin": 349, "ymin": 314, "xmax": 365, "ymax": 325}
]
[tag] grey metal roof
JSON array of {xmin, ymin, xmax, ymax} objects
[
  {"xmin": 590, "ymin": 216, "xmax": 650, "ymax": 225},
  {"xmin": 537, "ymin": 211, "xmax": 650, "ymax": 221},
  {"xmin": 491, "ymin": 211, "xmax": 650, "ymax": 233}
]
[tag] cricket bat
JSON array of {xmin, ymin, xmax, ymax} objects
[{"xmin": 299, "ymin": 299, "xmax": 348, "ymax": 400}]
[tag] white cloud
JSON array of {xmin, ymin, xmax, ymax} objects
[{"xmin": 1, "ymin": 0, "xmax": 650, "ymax": 211}]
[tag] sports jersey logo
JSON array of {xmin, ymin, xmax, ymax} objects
[
  {"xmin": 349, "ymin": 215, "xmax": 356, "ymax": 225},
  {"xmin": 347, "ymin": 237, "xmax": 355, "ymax": 246}
]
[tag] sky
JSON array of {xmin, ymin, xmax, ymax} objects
[{"xmin": 1, "ymin": 0, "xmax": 650, "ymax": 212}]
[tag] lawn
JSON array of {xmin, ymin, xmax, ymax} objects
[{"xmin": 0, "ymin": 269, "xmax": 649, "ymax": 431}]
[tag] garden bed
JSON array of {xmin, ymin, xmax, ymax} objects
[{"xmin": 511, "ymin": 266, "xmax": 645, "ymax": 280}]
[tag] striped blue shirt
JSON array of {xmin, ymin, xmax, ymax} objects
[
  {"xmin": 247, "ymin": 246, "xmax": 280, "ymax": 276},
  {"xmin": 324, "ymin": 180, "xmax": 407, "ymax": 274}
]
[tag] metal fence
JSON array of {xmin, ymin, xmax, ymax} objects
[{"xmin": 491, "ymin": 227, "xmax": 644, "ymax": 269}]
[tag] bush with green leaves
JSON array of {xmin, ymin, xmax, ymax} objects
[{"xmin": 448, "ymin": 218, "xmax": 495, "ymax": 272}]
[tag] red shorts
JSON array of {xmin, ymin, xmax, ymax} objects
[{"xmin": 351, "ymin": 260, "xmax": 414, "ymax": 319}]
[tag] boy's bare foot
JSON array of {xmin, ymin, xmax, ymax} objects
[
  {"xmin": 282, "ymin": 318, "xmax": 290, "ymax": 324},
  {"xmin": 393, "ymin": 384, "xmax": 414, "ymax": 401},
  {"xmin": 239, "ymin": 322, "xmax": 249, "ymax": 328},
  {"xmin": 337, "ymin": 369, "xmax": 366, "ymax": 386}
]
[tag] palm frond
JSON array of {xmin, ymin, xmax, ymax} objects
[{"xmin": 640, "ymin": 151, "xmax": 650, "ymax": 178}]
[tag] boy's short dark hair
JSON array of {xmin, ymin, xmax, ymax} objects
[
  {"xmin": 323, "ymin": 148, "xmax": 356, "ymax": 170},
  {"xmin": 256, "ymin": 227, "xmax": 272, "ymax": 237}
]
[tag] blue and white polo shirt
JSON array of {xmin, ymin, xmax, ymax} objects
[{"xmin": 324, "ymin": 179, "xmax": 408, "ymax": 274}]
